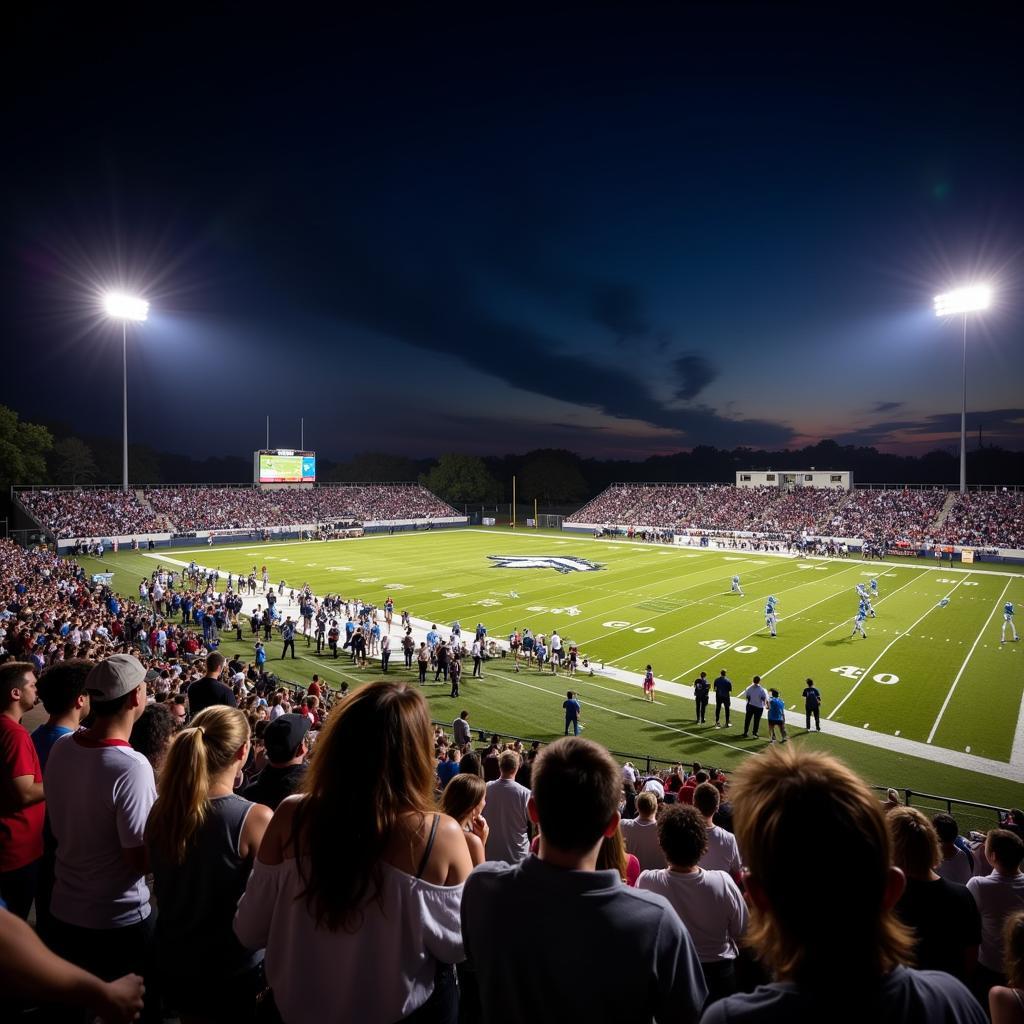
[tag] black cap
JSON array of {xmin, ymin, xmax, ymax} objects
[{"xmin": 264, "ymin": 713, "xmax": 311, "ymax": 763}]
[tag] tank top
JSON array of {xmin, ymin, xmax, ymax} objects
[{"xmin": 151, "ymin": 794, "xmax": 261, "ymax": 974}]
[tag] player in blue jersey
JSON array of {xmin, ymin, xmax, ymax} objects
[
  {"xmin": 1004, "ymin": 602, "xmax": 1019, "ymax": 643},
  {"xmin": 850, "ymin": 605, "xmax": 868, "ymax": 638},
  {"xmin": 764, "ymin": 598, "xmax": 778, "ymax": 638},
  {"xmin": 870, "ymin": 578, "xmax": 879, "ymax": 597},
  {"xmin": 862, "ymin": 596, "xmax": 876, "ymax": 619},
  {"xmin": 731, "ymin": 575, "xmax": 744, "ymax": 596}
]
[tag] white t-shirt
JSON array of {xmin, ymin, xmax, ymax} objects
[
  {"xmin": 701, "ymin": 824, "xmax": 742, "ymax": 875},
  {"xmin": 636, "ymin": 867, "xmax": 748, "ymax": 963},
  {"xmin": 621, "ymin": 817, "xmax": 666, "ymax": 871},
  {"xmin": 968, "ymin": 870, "xmax": 1024, "ymax": 971},
  {"xmin": 45, "ymin": 732, "xmax": 157, "ymax": 928},
  {"xmin": 484, "ymin": 779, "xmax": 532, "ymax": 864}
]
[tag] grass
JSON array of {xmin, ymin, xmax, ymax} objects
[{"xmin": 76, "ymin": 527, "xmax": 1024, "ymax": 814}]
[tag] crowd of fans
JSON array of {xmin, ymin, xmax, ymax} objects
[
  {"xmin": 2, "ymin": 537, "xmax": 1024, "ymax": 1022},
  {"xmin": 17, "ymin": 484, "xmax": 459, "ymax": 539},
  {"xmin": 935, "ymin": 490, "xmax": 1024, "ymax": 549},
  {"xmin": 18, "ymin": 490, "xmax": 166, "ymax": 540},
  {"xmin": 568, "ymin": 483, "xmax": 1024, "ymax": 549}
]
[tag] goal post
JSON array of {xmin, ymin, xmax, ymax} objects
[{"xmin": 536, "ymin": 514, "xmax": 563, "ymax": 530}]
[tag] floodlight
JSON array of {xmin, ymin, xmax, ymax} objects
[
  {"xmin": 934, "ymin": 285, "xmax": 992, "ymax": 318},
  {"xmin": 103, "ymin": 292, "xmax": 149, "ymax": 321}
]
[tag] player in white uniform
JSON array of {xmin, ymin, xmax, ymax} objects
[
  {"xmin": 851, "ymin": 602, "xmax": 869, "ymax": 638},
  {"xmin": 862, "ymin": 595, "xmax": 876, "ymax": 618},
  {"xmin": 1004, "ymin": 602, "xmax": 1019, "ymax": 643},
  {"xmin": 856, "ymin": 583, "xmax": 869, "ymax": 599},
  {"xmin": 765, "ymin": 596, "xmax": 778, "ymax": 637},
  {"xmin": 731, "ymin": 575, "xmax": 744, "ymax": 596}
]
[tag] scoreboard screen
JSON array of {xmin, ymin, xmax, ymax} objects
[{"xmin": 255, "ymin": 450, "xmax": 316, "ymax": 483}]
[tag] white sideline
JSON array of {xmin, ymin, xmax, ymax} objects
[{"xmin": 142, "ymin": 551, "xmax": 1024, "ymax": 783}]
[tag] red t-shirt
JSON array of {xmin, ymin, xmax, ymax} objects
[{"xmin": 0, "ymin": 714, "xmax": 45, "ymax": 871}]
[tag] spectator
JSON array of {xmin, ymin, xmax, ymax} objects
[
  {"xmin": 461, "ymin": 736, "xmax": 707, "ymax": 1023},
  {"xmin": 453, "ymin": 710, "xmax": 471, "ymax": 747},
  {"xmin": 596, "ymin": 826, "xmax": 641, "ymax": 887},
  {"xmin": 888, "ymin": 806, "xmax": 981, "ymax": 982},
  {"xmin": 31, "ymin": 659, "xmax": 92, "ymax": 768},
  {"xmin": 0, "ymin": 905, "xmax": 144, "ymax": 1023},
  {"xmin": 934, "ymin": 813, "xmax": 975, "ymax": 886},
  {"xmin": 146, "ymin": 705, "xmax": 272, "ymax": 1020},
  {"xmin": 483, "ymin": 751, "xmax": 532, "ymax": 864},
  {"xmin": 621, "ymin": 790, "xmax": 666, "ymax": 872},
  {"xmin": 968, "ymin": 830, "xmax": 1024, "ymax": 995},
  {"xmin": 44, "ymin": 654, "xmax": 159, "ymax": 1022},
  {"xmin": 989, "ymin": 911, "xmax": 1024, "ymax": 1024},
  {"xmin": 741, "ymin": 676, "xmax": 768, "ymax": 739},
  {"xmin": 440, "ymin": 773, "xmax": 489, "ymax": 867},
  {"xmin": 234, "ymin": 681, "xmax": 472, "ymax": 1024},
  {"xmin": 129, "ymin": 703, "xmax": 178, "ymax": 779},
  {"xmin": 242, "ymin": 713, "xmax": 311, "ymax": 811},
  {"xmin": 701, "ymin": 746, "xmax": 985, "ymax": 1024},
  {"xmin": 0, "ymin": 661, "xmax": 45, "ymax": 919},
  {"xmin": 693, "ymin": 782, "xmax": 742, "ymax": 877},
  {"xmin": 185, "ymin": 652, "xmax": 236, "ymax": 717},
  {"xmin": 637, "ymin": 803, "xmax": 748, "ymax": 1004}
]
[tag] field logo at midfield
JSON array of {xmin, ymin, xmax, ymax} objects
[{"xmin": 488, "ymin": 554, "xmax": 604, "ymax": 574}]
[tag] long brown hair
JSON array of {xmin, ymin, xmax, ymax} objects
[
  {"xmin": 145, "ymin": 706, "xmax": 249, "ymax": 864},
  {"xmin": 292, "ymin": 680, "xmax": 435, "ymax": 931},
  {"xmin": 440, "ymin": 773, "xmax": 486, "ymax": 826},
  {"xmin": 595, "ymin": 826, "xmax": 629, "ymax": 883},
  {"xmin": 731, "ymin": 745, "xmax": 913, "ymax": 987}
]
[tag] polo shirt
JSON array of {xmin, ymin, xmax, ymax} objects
[
  {"xmin": 186, "ymin": 676, "xmax": 237, "ymax": 717},
  {"xmin": 701, "ymin": 823, "xmax": 742, "ymax": 875},
  {"xmin": 45, "ymin": 732, "xmax": 156, "ymax": 928},
  {"xmin": 462, "ymin": 856, "xmax": 706, "ymax": 1023},
  {"xmin": 0, "ymin": 714, "xmax": 45, "ymax": 872}
]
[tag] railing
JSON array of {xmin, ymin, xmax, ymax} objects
[{"xmin": 874, "ymin": 787, "xmax": 1011, "ymax": 835}]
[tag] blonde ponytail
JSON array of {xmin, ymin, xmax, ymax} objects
[{"xmin": 145, "ymin": 706, "xmax": 249, "ymax": 864}]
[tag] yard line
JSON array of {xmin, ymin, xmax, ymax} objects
[
  {"xmin": 926, "ymin": 579, "xmax": 1012, "ymax": 744},
  {"xmin": 670, "ymin": 563, "xmax": 865, "ymax": 681},
  {"xmin": 760, "ymin": 569, "xmax": 929, "ymax": 680},
  {"xmin": 828, "ymin": 573, "xmax": 974, "ymax": 721},
  {"xmin": 618, "ymin": 561, "xmax": 869, "ymax": 666}
]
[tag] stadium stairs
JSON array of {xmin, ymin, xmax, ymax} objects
[{"xmin": 932, "ymin": 492, "xmax": 959, "ymax": 532}]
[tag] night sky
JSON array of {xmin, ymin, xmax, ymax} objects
[{"xmin": 4, "ymin": 5, "xmax": 1022, "ymax": 462}]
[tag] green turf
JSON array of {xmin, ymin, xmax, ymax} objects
[{"xmin": 76, "ymin": 528, "xmax": 1024, "ymax": 812}]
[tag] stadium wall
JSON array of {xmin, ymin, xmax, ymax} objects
[{"xmin": 51, "ymin": 516, "xmax": 469, "ymax": 553}]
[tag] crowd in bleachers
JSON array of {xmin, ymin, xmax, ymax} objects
[
  {"xmin": 935, "ymin": 490, "xmax": 1024, "ymax": 549},
  {"xmin": 18, "ymin": 483, "xmax": 458, "ymax": 539},
  {"xmin": 18, "ymin": 489, "xmax": 166, "ymax": 540},
  {"xmin": 2, "ymin": 537, "xmax": 1023, "ymax": 1021},
  {"xmin": 568, "ymin": 482, "xmax": 1024, "ymax": 549}
]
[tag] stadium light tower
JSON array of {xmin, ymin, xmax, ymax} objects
[
  {"xmin": 934, "ymin": 284, "xmax": 991, "ymax": 494},
  {"xmin": 103, "ymin": 292, "xmax": 149, "ymax": 493}
]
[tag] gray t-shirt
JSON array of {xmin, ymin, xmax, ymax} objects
[
  {"xmin": 462, "ymin": 856, "xmax": 706, "ymax": 1023},
  {"xmin": 483, "ymin": 778, "xmax": 532, "ymax": 863},
  {"xmin": 701, "ymin": 966, "xmax": 986, "ymax": 1024}
]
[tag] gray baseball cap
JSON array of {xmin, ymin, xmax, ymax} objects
[{"xmin": 85, "ymin": 654, "xmax": 146, "ymax": 701}]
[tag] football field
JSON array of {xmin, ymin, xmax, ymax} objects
[{"xmin": 81, "ymin": 527, "xmax": 1024, "ymax": 813}]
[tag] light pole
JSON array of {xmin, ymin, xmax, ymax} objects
[
  {"xmin": 103, "ymin": 292, "xmax": 149, "ymax": 493},
  {"xmin": 933, "ymin": 285, "xmax": 991, "ymax": 493}
]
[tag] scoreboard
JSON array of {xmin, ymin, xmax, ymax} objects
[{"xmin": 254, "ymin": 449, "xmax": 316, "ymax": 484}]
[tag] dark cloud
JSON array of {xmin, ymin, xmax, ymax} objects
[
  {"xmin": 590, "ymin": 283, "xmax": 650, "ymax": 343},
  {"xmin": 837, "ymin": 408, "xmax": 1024, "ymax": 447},
  {"xmin": 672, "ymin": 354, "xmax": 719, "ymax": 401},
  {"xmin": 871, "ymin": 401, "xmax": 904, "ymax": 413}
]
